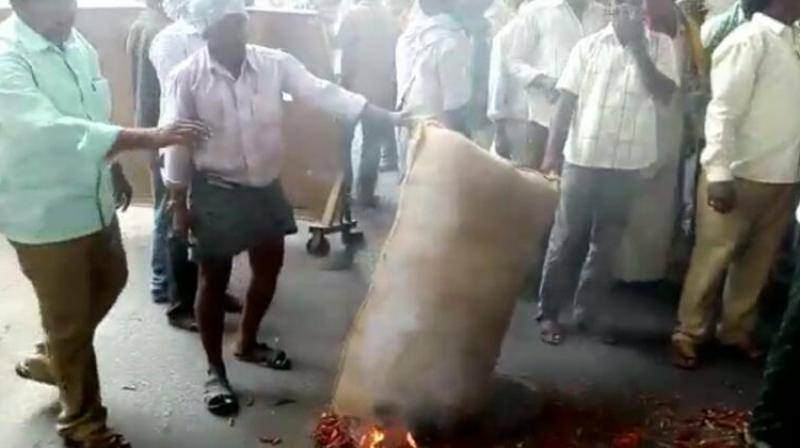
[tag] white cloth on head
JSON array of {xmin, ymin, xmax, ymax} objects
[{"xmin": 186, "ymin": 0, "xmax": 248, "ymax": 33}]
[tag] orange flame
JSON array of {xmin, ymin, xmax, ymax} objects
[
  {"xmin": 360, "ymin": 427, "xmax": 386, "ymax": 448},
  {"xmin": 358, "ymin": 427, "xmax": 418, "ymax": 448}
]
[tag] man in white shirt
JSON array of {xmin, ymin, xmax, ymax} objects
[
  {"xmin": 487, "ymin": 2, "xmax": 532, "ymax": 165},
  {"xmin": 150, "ymin": 0, "xmax": 205, "ymax": 87},
  {"xmin": 536, "ymin": 0, "xmax": 678, "ymax": 345},
  {"xmin": 507, "ymin": 0, "xmax": 607, "ymax": 167},
  {"xmin": 672, "ymin": 4, "xmax": 800, "ymax": 370},
  {"xmin": 395, "ymin": 0, "xmax": 472, "ymax": 174},
  {"xmin": 163, "ymin": 0, "xmax": 401, "ymax": 416},
  {"xmin": 396, "ymin": 0, "xmax": 472, "ymax": 153}
]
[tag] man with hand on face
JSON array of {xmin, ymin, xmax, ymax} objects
[
  {"xmin": 536, "ymin": 0, "xmax": 678, "ymax": 346},
  {"xmin": 0, "ymin": 0, "xmax": 208, "ymax": 446},
  {"xmin": 673, "ymin": 0, "xmax": 800, "ymax": 370},
  {"xmin": 162, "ymin": 0, "xmax": 403, "ymax": 417}
]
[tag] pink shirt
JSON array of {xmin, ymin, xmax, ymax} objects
[{"xmin": 162, "ymin": 45, "xmax": 367, "ymax": 187}]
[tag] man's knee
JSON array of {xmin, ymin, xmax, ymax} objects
[{"xmin": 198, "ymin": 257, "xmax": 232, "ymax": 296}]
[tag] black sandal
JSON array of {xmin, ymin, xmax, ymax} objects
[
  {"xmin": 539, "ymin": 320, "xmax": 564, "ymax": 346},
  {"xmin": 234, "ymin": 342, "xmax": 292, "ymax": 371},
  {"xmin": 204, "ymin": 370, "xmax": 239, "ymax": 417}
]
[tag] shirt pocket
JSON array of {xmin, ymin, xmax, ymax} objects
[
  {"xmin": 252, "ymin": 90, "xmax": 283, "ymax": 127},
  {"xmin": 87, "ymin": 78, "xmax": 113, "ymax": 122}
]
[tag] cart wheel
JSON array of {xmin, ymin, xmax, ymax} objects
[{"xmin": 306, "ymin": 232, "xmax": 330, "ymax": 257}]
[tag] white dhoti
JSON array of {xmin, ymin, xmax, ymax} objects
[{"xmin": 616, "ymin": 95, "xmax": 684, "ymax": 282}]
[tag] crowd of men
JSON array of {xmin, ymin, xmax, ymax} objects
[{"xmin": 0, "ymin": 0, "xmax": 799, "ymax": 446}]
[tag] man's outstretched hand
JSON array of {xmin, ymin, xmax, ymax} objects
[{"xmin": 155, "ymin": 120, "xmax": 212, "ymax": 148}]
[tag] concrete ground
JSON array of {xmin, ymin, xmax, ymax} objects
[{"xmin": 0, "ymin": 176, "xmax": 767, "ymax": 448}]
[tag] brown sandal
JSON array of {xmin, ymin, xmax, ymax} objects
[
  {"xmin": 671, "ymin": 334, "xmax": 699, "ymax": 370},
  {"xmin": 66, "ymin": 431, "xmax": 131, "ymax": 448}
]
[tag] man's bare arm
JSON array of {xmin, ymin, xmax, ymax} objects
[
  {"xmin": 630, "ymin": 41, "xmax": 676, "ymax": 105},
  {"xmin": 541, "ymin": 91, "xmax": 577, "ymax": 173}
]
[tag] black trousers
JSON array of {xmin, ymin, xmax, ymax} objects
[
  {"xmin": 751, "ymin": 249, "xmax": 800, "ymax": 446},
  {"xmin": 343, "ymin": 121, "xmax": 396, "ymax": 200}
]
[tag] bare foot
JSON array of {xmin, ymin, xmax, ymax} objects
[{"xmin": 540, "ymin": 319, "xmax": 564, "ymax": 346}]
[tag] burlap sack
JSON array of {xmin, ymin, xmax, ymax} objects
[{"xmin": 332, "ymin": 124, "xmax": 558, "ymax": 431}]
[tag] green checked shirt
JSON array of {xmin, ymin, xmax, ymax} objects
[{"xmin": 0, "ymin": 15, "xmax": 122, "ymax": 244}]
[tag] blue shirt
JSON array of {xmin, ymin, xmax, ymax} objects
[{"xmin": 0, "ymin": 15, "xmax": 121, "ymax": 244}]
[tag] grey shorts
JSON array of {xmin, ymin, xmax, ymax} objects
[{"xmin": 189, "ymin": 175, "xmax": 297, "ymax": 261}]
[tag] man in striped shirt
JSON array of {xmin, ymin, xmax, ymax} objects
[{"xmin": 536, "ymin": 0, "xmax": 679, "ymax": 345}]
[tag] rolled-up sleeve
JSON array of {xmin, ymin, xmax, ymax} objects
[
  {"xmin": 280, "ymin": 52, "xmax": 367, "ymax": 123},
  {"xmin": 0, "ymin": 53, "xmax": 120, "ymax": 163},
  {"xmin": 507, "ymin": 14, "xmax": 544, "ymax": 88},
  {"xmin": 556, "ymin": 40, "xmax": 587, "ymax": 96},
  {"xmin": 701, "ymin": 37, "xmax": 758, "ymax": 183},
  {"xmin": 160, "ymin": 67, "xmax": 196, "ymax": 186}
]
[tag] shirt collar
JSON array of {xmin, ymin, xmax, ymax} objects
[
  {"xmin": 206, "ymin": 46, "xmax": 256, "ymax": 79},
  {"xmin": 12, "ymin": 14, "xmax": 77, "ymax": 53},
  {"xmin": 752, "ymin": 12, "xmax": 790, "ymax": 36}
]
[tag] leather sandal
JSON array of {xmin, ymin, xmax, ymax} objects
[{"xmin": 65, "ymin": 430, "xmax": 131, "ymax": 448}]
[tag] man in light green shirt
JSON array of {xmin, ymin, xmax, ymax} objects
[{"xmin": 0, "ymin": 1, "xmax": 208, "ymax": 447}]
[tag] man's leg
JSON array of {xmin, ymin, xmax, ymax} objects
[
  {"xmin": 526, "ymin": 122, "xmax": 549, "ymax": 170},
  {"xmin": 233, "ymin": 237, "xmax": 290, "ymax": 370},
  {"xmin": 673, "ymin": 176, "xmax": 747, "ymax": 368},
  {"xmin": 356, "ymin": 121, "xmax": 384, "ymax": 206},
  {"xmin": 750, "ymin": 254, "xmax": 800, "ymax": 446},
  {"xmin": 572, "ymin": 170, "xmax": 638, "ymax": 340},
  {"xmin": 718, "ymin": 182, "xmax": 795, "ymax": 350},
  {"xmin": 538, "ymin": 164, "xmax": 594, "ymax": 344},
  {"xmin": 196, "ymin": 256, "xmax": 233, "ymax": 371},
  {"xmin": 150, "ymin": 168, "xmax": 169, "ymax": 303},
  {"xmin": 195, "ymin": 254, "xmax": 240, "ymax": 416},
  {"xmin": 12, "ymin": 229, "xmax": 124, "ymax": 445}
]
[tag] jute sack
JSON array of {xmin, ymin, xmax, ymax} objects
[{"xmin": 332, "ymin": 124, "xmax": 558, "ymax": 431}]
